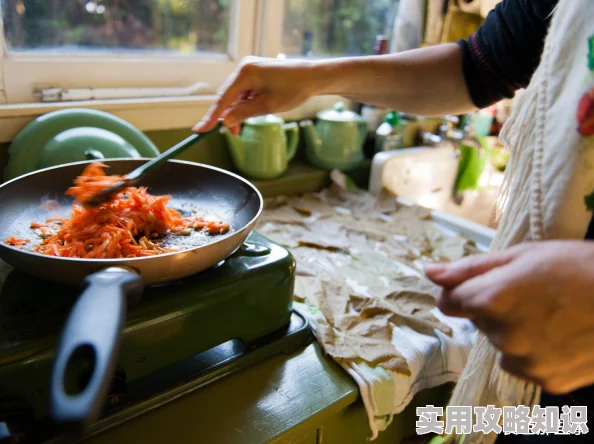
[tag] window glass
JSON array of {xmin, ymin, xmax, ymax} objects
[
  {"xmin": 2, "ymin": 0, "xmax": 231, "ymax": 55},
  {"xmin": 282, "ymin": 0, "xmax": 400, "ymax": 57}
]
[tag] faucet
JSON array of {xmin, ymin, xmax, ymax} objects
[
  {"xmin": 416, "ymin": 114, "xmax": 478, "ymax": 206},
  {"xmin": 417, "ymin": 115, "xmax": 471, "ymax": 149}
]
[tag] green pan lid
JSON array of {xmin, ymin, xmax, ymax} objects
[{"xmin": 4, "ymin": 108, "xmax": 160, "ymax": 180}]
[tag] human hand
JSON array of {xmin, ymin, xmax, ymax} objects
[
  {"xmin": 424, "ymin": 241, "xmax": 594, "ymax": 394},
  {"xmin": 193, "ymin": 56, "xmax": 321, "ymax": 135}
]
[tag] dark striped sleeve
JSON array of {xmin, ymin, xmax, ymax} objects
[{"xmin": 457, "ymin": 0, "xmax": 558, "ymax": 109}]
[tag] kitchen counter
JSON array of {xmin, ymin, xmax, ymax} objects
[
  {"xmin": 83, "ymin": 164, "xmax": 461, "ymax": 444},
  {"xmin": 86, "ymin": 342, "xmax": 452, "ymax": 444},
  {"xmin": 0, "ymin": 123, "xmax": 458, "ymax": 444}
]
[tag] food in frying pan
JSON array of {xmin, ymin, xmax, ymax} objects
[
  {"xmin": 5, "ymin": 236, "xmax": 29, "ymax": 248},
  {"xmin": 65, "ymin": 161, "xmax": 127, "ymax": 206},
  {"xmin": 4, "ymin": 163, "xmax": 231, "ymax": 258}
]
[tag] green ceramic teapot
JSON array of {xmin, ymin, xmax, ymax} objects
[
  {"xmin": 300, "ymin": 101, "xmax": 367, "ymax": 171},
  {"xmin": 221, "ymin": 114, "xmax": 299, "ymax": 180}
]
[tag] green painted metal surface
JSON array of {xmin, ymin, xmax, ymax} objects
[
  {"xmin": 84, "ymin": 344, "xmax": 357, "ymax": 444},
  {"xmin": 0, "ymin": 232, "xmax": 295, "ymax": 422},
  {"xmin": 83, "ymin": 343, "xmax": 453, "ymax": 444}
]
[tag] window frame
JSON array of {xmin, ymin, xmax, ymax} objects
[
  {"xmin": 0, "ymin": 0, "xmax": 351, "ymax": 142},
  {"xmin": 258, "ymin": 0, "xmax": 284, "ymax": 57},
  {"xmin": 0, "ymin": 0, "xmax": 258, "ymax": 105}
]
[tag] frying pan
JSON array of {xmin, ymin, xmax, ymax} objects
[{"xmin": 0, "ymin": 159, "xmax": 263, "ymax": 429}]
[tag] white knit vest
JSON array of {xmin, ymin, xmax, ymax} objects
[{"xmin": 446, "ymin": 0, "xmax": 594, "ymax": 442}]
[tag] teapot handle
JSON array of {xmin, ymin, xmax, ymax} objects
[
  {"xmin": 283, "ymin": 122, "xmax": 299, "ymax": 162},
  {"xmin": 358, "ymin": 120, "xmax": 368, "ymax": 147}
]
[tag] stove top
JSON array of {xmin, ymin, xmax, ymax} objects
[{"xmin": 0, "ymin": 232, "xmax": 307, "ymax": 442}]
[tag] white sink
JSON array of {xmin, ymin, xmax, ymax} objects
[{"xmin": 369, "ymin": 146, "xmax": 503, "ymax": 229}]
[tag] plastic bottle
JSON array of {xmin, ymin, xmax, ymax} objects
[{"xmin": 375, "ymin": 111, "xmax": 404, "ymax": 153}]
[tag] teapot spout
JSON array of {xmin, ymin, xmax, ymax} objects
[
  {"xmin": 299, "ymin": 120, "xmax": 322, "ymax": 156},
  {"xmin": 221, "ymin": 127, "xmax": 245, "ymax": 169}
]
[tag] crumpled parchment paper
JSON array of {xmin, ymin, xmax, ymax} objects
[{"xmin": 257, "ymin": 174, "xmax": 478, "ymax": 376}]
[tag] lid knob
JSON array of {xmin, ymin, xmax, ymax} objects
[
  {"xmin": 84, "ymin": 149, "xmax": 105, "ymax": 160},
  {"xmin": 333, "ymin": 101, "xmax": 346, "ymax": 113},
  {"xmin": 245, "ymin": 114, "xmax": 284, "ymax": 126}
]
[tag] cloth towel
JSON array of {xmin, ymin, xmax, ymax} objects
[{"xmin": 294, "ymin": 300, "xmax": 476, "ymax": 439}]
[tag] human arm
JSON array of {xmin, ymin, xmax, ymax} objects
[
  {"xmin": 194, "ymin": 0, "xmax": 558, "ymax": 134},
  {"xmin": 424, "ymin": 241, "xmax": 594, "ymax": 394},
  {"xmin": 194, "ymin": 44, "xmax": 473, "ymax": 134}
]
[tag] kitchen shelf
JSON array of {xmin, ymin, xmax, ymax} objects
[{"xmin": 250, "ymin": 160, "xmax": 372, "ymax": 198}]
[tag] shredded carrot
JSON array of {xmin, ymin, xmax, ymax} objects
[
  {"xmin": 64, "ymin": 162, "xmax": 125, "ymax": 205},
  {"xmin": 28, "ymin": 163, "xmax": 231, "ymax": 259},
  {"xmin": 5, "ymin": 236, "xmax": 29, "ymax": 248}
]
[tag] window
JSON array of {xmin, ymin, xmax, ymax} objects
[
  {"xmin": 0, "ymin": 0, "xmax": 401, "ymax": 141},
  {"xmin": 3, "ymin": 0, "xmax": 231, "ymax": 55},
  {"xmin": 0, "ymin": 0, "xmax": 257, "ymax": 105},
  {"xmin": 282, "ymin": 0, "xmax": 400, "ymax": 58}
]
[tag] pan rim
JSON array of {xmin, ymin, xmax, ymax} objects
[{"xmin": 0, "ymin": 158, "xmax": 264, "ymax": 264}]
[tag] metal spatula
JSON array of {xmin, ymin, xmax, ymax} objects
[{"xmin": 85, "ymin": 122, "xmax": 222, "ymax": 207}]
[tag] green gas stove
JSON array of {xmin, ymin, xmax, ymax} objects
[{"xmin": 0, "ymin": 232, "xmax": 311, "ymax": 443}]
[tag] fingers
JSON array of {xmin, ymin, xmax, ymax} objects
[
  {"xmin": 436, "ymin": 263, "xmax": 518, "ymax": 319},
  {"xmin": 499, "ymin": 355, "xmax": 557, "ymax": 390},
  {"xmin": 424, "ymin": 250, "xmax": 514, "ymax": 288},
  {"xmin": 541, "ymin": 360, "xmax": 594, "ymax": 394},
  {"xmin": 193, "ymin": 69, "xmax": 252, "ymax": 133},
  {"xmin": 221, "ymin": 95, "xmax": 273, "ymax": 128},
  {"xmin": 500, "ymin": 354, "xmax": 594, "ymax": 394}
]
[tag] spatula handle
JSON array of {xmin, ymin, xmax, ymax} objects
[
  {"xmin": 126, "ymin": 123, "xmax": 222, "ymax": 183},
  {"xmin": 85, "ymin": 123, "xmax": 222, "ymax": 206}
]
